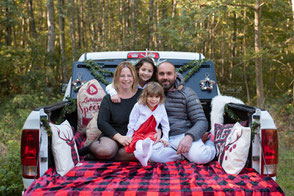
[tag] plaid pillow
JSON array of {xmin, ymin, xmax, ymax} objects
[{"xmin": 214, "ymin": 121, "xmax": 247, "ymax": 162}]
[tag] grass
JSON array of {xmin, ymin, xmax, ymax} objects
[
  {"xmin": 0, "ymin": 93, "xmax": 63, "ymax": 195},
  {"xmin": 277, "ymin": 144, "xmax": 294, "ymax": 195},
  {"xmin": 269, "ymin": 102, "xmax": 294, "ymax": 195}
]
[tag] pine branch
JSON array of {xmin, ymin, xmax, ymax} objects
[{"xmin": 84, "ymin": 60, "xmax": 112, "ymax": 85}]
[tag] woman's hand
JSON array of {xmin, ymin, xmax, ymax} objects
[
  {"xmin": 111, "ymin": 94, "xmax": 121, "ymax": 103},
  {"xmin": 160, "ymin": 139, "xmax": 169, "ymax": 147},
  {"xmin": 154, "ymin": 129, "xmax": 162, "ymax": 143},
  {"xmin": 113, "ymin": 133, "xmax": 132, "ymax": 146}
]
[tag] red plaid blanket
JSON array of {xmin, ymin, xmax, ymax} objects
[{"xmin": 24, "ymin": 160, "xmax": 284, "ymax": 195}]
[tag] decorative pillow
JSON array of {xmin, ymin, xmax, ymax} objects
[
  {"xmin": 77, "ymin": 79, "xmax": 105, "ymax": 135},
  {"xmin": 214, "ymin": 121, "xmax": 247, "ymax": 158},
  {"xmin": 50, "ymin": 120, "xmax": 80, "ymax": 176},
  {"xmin": 215, "ymin": 122, "xmax": 251, "ymax": 175},
  {"xmin": 84, "ymin": 113, "xmax": 101, "ymax": 147}
]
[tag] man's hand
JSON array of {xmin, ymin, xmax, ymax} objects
[
  {"xmin": 113, "ymin": 134, "xmax": 132, "ymax": 146},
  {"xmin": 154, "ymin": 129, "xmax": 162, "ymax": 143},
  {"xmin": 177, "ymin": 135, "xmax": 193, "ymax": 154},
  {"xmin": 111, "ymin": 94, "xmax": 121, "ymax": 103}
]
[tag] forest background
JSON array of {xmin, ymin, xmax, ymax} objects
[{"xmin": 0, "ymin": 0, "xmax": 293, "ymax": 195}]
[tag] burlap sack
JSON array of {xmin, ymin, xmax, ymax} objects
[
  {"xmin": 84, "ymin": 113, "xmax": 102, "ymax": 146},
  {"xmin": 77, "ymin": 79, "xmax": 105, "ymax": 135}
]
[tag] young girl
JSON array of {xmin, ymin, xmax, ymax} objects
[
  {"xmin": 106, "ymin": 57, "xmax": 157, "ymax": 103},
  {"xmin": 125, "ymin": 82, "xmax": 169, "ymax": 166}
]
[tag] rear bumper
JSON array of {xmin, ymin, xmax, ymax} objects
[{"xmin": 23, "ymin": 177, "xmax": 34, "ymax": 190}]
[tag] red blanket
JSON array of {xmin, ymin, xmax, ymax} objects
[{"xmin": 24, "ymin": 160, "xmax": 284, "ymax": 195}]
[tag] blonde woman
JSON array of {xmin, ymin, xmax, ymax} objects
[{"xmin": 79, "ymin": 61, "xmax": 141, "ymax": 161}]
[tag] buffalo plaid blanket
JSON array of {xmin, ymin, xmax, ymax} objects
[
  {"xmin": 24, "ymin": 133, "xmax": 284, "ymax": 195},
  {"xmin": 24, "ymin": 160, "xmax": 284, "ymax": 195}
]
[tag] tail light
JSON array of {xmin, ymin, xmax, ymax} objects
[
  {"xmin": 21, "ymin": 129, "xmax": 40, "ymax": 179},
  {"xmin": 127, "ymin": 52, "xmax": 159, "ymax": 59},
  {"xmin": 261, "ymin": 129, "xmax": 278, "ymax": 177}
]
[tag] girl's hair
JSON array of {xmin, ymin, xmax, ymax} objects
[
  {"xmin": 113, "ymin": 61, "xmax": 138, "ymax": 92},
  {"xmin": 138, "ymin": 82, "xmax": 165, "ymax": 105},
  {"xmin": 134, "ymin": 57, "xmax": 157, "ymax": 82}
]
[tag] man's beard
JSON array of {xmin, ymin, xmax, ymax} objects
[{"xmin": 160, "ymin": 79, "xmax": 175, "ymax": 90}]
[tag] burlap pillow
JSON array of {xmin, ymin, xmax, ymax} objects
[
  {"xmin": 84, "ymin": 113, "xmax": 101, "ymax": 146},
  {"xmin": 77, "ymin": 79, "xmax": 105, "ymax": 135}
]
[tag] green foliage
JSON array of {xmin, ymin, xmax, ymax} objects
[
  {"xmin": 84, "ymin": 60, "xmax": 113, "ymax": 85},
  {"xmin": 0, "ymin": 38, "xmax": 61, "ymax": 98},
  {"xmin": 277, "ymin": 143, "xmax": 294, "ymax": 195},
  {"xmin": 0, "ymin": 140, "xmax": 23, "ymax": 195},
  {"xmin": 0, "ymin": 90, "xmax": 63, "ymax": 194},
  {"xmin": 55, "ymin": 97, "xmax": 77, "ymax": 125}
]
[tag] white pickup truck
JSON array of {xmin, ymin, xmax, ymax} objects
[{"xmin": 21, "ymin": 51, "xmax": 282, "ymax": 194}]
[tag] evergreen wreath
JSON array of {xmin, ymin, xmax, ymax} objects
[
  {"xmin": 84, "ymin": 60, "xmax": 113, "ymax": 85},
  {"xmin": 56, "ymin": 97, "xmax": 77, "ymax": 125},
  {"xmin": 176, "ymin": 59, "xmax": 206, "ymax": 82},
  {"xmin": 224, "ymin": 104, "xmax": 242, "ymax": 122},
  {"xmin": 41, "ymin": 117, "xmax": 51, "ymax": 136}
]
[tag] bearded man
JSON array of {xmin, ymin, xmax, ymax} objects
[{"xmin": 150, "ymin": 61, "xmax": 216, "ymax": 164}]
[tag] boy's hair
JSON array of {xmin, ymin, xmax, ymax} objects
[
  {"xmin": 134, "ymin": 57, "xmax": 157, "ymax": 82},
  {"xmin": 138, "ymin": 82, "xmax": 165, "ymax": 105},
  {"xmin": 113, "ymin": 61, "xmax": 138, "ymax": 92}
]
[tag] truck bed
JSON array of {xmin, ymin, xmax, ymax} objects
[{"xmin": 23, "ymin": 132, "xmax": 284, "ymax": 195}]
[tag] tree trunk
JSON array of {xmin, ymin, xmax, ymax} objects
[
  {"xmin": 58, "ymin": 0, "xmax": 67, "ymax": 83},
  {"xmin": 172, "ymin": 0, "xmax": 177, "ymax": 18},
  {"xmin": 242, "ymin": 8, "xmax": 251, "ymax": 104},
  {"xmin": 230, "ymin": 11, "xmax": 237, "ymax": 79},
  {"xmin": 21, "ymin": 4, "xmax": 27, "ymax": 48},
  {"xmin": 254, "ymin": 0, "xmax": 264, "ymax": 107},
  {"xmin": 80, "ymin": 0, "xmax": 87, "ymax": 49},
  {"xmin": 88, "ymin": 0, "xmax": 96, "ymax": 49},
  {"xmin": 146, "ymin": 0, "xmax": 154, "ymax": 49},
  {"xmin": 131, "ymin": 0, "xmax": 138, "ymax": 49},
  {"xmin": 107, "ymin": 0, "xmax": 111, "ymax": 47},
  {"xmin": 27, "ymin": 0, "xmax": 38, "ymax": 70},
  {"xmin": 4, "ymin": 1, "xmax": 12, "ymax": 46},
  {"xmin": 154, "ymin": 0, "xmax": 159, "ymax": 50},
  {"xmin": 104, "ymin": 0, "xmax": 109, "ymax": 48},
  {"xmin": 210, "ymin": 13, "xmax": 215, "ymax": 60},
  {"xmin": 292, "ymin": 0, "xmax": 294, "ymax": 23},
  {"xmin": 118, "ymin": 0, "xmax": 123, "ymax": 49},
  {"xmin": 68, "ymin": 0, "xmax": 77, "ymax": 61},
  {"xmin": 47, "ymin": 0, "xmax": 55, "ymax": 54},
  {"xmin": 27, "ymin": 0, "xmax": 37, "ymax": 39},
  {"xmin": 76, "ymin": 0, "xmax": 82, "ymax": 50}
]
